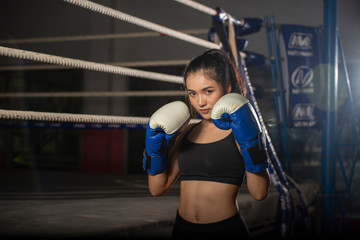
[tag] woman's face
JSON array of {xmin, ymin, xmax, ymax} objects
[{"xmin": 185, "ymin": 71, "xmax": 225, "ymax": 120}]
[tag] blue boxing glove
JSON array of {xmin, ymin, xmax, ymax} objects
[
  {"xmin": 211, "ymin": 93, "xmax": 268, "ymax": 173},
  {"xmin": 144, "ymin": 101, "xmax": 190, "ymax": 175}
]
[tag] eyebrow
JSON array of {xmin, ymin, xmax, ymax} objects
[{"xmin": 187, "ymin": 86, "xmax": 215, "ymax": 92}]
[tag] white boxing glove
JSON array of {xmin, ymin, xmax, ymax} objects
[
  {"xmin": 149, "ymin": 101, "xmax": 190, "ymax": 136},
  {"xmin": 144, "ymin": 101, "xmax": 190, "ymax": 175}
]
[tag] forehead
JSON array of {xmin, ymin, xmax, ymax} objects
[{"xmin": 185, "ymin": 71, "xmax": 221, "ymax": 90}]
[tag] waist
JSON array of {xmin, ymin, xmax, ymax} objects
[{"xmin": 178, "ymin": 180, "xmax": 239, "ymax": 223}]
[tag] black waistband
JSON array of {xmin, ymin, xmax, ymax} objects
[{"xmin": 175, "ymin": 211, "xmax": 246, "ymax": 233}]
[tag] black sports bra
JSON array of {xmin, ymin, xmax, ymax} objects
[{"xmin": 178, "ymin": 123, "xmax": 245, "ymax": 186}]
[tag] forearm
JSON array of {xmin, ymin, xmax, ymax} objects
[
  {"xmin": 246, "ymin": 170, "xmax": 270, "ymax": 201},
  {"xmin": 148, "ymin": 172, "xmax": 169, "ymax": 196},
  {"xmin": 148, "ymin": 164, "xmax": 180, "ymax": 196},
  {"xmin": 147, "ymin": 143, "xmax": 180, "ymax": 196}
]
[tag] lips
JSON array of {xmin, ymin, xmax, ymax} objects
[{"xmin": 199, "ymin": 109, "xmax": 210, "ymax": 114}]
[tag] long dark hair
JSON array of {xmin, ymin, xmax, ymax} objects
[{"xmin": 183, "ymin": 49, "xmax": 247, "ymax": 116}]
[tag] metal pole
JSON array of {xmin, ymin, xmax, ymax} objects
[
  {"xmin": 269, "ymin": 16, "xmax": 292, "ymax": 176},
  {"xmin": 264, "ymin": 16, "xmax": 285, "ymax": 169},
  {"xmin": 322, "ymin": 0, "xmax": 338, "ymax": 235}
]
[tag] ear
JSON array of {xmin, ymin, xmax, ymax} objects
[{"xmin": 226, "ymin": 84, "xmax": 232, "ymax": 94}]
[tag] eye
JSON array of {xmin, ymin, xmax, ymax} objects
[
  {"xmin": 205, "ymin": 89, "xmax": 213, "ymax": 95},
  {"xmin": 188, "ymin": 91, "xmax": 196, "ymax": 97}
]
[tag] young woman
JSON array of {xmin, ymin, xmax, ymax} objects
[{"xmin": 143, "ymin": 49, "xmax": 270, "ymax": 239}]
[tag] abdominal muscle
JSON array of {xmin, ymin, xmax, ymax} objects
[{"xmin": 178, "ymin": 180, "xmax": 240, "ymax": 224}]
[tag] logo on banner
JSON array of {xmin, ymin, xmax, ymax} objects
[
  {"xmin": 292, "ymin": 103, "xmax": 316, "ymax": 127},
  {"xmin": 293, "ymin": 103, "xmax": 315, "ymax": 120},
  {"xmin": 291, "ymin": 65, "xmax": 314, "ymax": 94},
  {"xmin": 288, "ymin": 32, "xmax": 312, "ymax": 49}
]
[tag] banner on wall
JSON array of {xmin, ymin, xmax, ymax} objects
[{"xmin": 279, "ymin": 24, "xmax": 324, "ymax": 128}]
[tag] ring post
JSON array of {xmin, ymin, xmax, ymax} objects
[{"xmin": 321, "ymin": 0, "xmax": 338, "ymax": 236}]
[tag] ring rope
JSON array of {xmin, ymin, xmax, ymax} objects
[
  {"xmin": 175, "ymin": 0, "xmax": 247, "ymax": 27},
  {"xmin": 0, "ymin": 108, "xmax": 201, "ymax": 126},
  {"xmin": 0, "ymin": 108, "xmax": 149, "ymax": 125},
  {"xmin": 173, "ymin": 0, "xmax": 217, "ymax": 16},
  {"xmin": 0, "ymin": 29, "xmax": 209, "ymax": 45},
  {"xmin": 0, "ymin": 59, "xmax": 190, "ymax": 71},
  {"xmin": 0, "ymin": 46, "xmax": 183, "ymax": 84},
  {"xmin": 63, "ymin": 0, "xmax": 220, "ymax": 50},
  {"xmin": 0, "ymin": 90, "xmax": 186, "ymax": 98}
]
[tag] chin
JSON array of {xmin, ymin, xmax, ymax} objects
[{"xmin": 199, "ymin": 114, "xmax": 211, "ymax": 120}]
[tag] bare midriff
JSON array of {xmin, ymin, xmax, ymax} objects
[{"xmin": 178, "ymin": 180, "xmax": 239, "ymax": 224}]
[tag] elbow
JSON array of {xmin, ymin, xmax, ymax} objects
[
  {"xmin": 247, "ymin": 170, "xmax": 270, "ymax": 201},
  {"xmin": 148, "ymin": 176, "xmax": 169, "ymax": 197},
  {"xmin": 149, "ymin": 190, "xmax": 164, "ymax": 197},
  {"xmin": 252, "ymin": 191, "xmax": 268, "ymax": 201},
  {"xmin": 149, "ymin": 187, "xmax": 165, "ymax": 197},
  {"xmin": 249, "ymin": 185, "xmax": 269, "ymax": 201}
]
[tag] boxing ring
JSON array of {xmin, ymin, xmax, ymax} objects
[{"xmin": 0, "ymin": 0, "xmax": 320, "ymax": 238}]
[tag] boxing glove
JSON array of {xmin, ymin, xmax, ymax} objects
[
  {"xmin": 211, "ymin": 93, "xmax": 268, "ymax": 173},
  {"xmin": 144, "ymin": 101, "xmax": 190, "ymax": 175}
]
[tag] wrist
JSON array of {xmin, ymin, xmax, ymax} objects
[
  {"xmin": 143, "ymin": 149, "xmax": 168, "ymax": 175},
  {"xmin": 240, "ymin": 144, "xmax": 268, "ymax": 173}
]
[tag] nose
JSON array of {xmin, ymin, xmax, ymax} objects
[{"xmin": 198, "ymin": 94, "xmax": 206, "ymax": 107}]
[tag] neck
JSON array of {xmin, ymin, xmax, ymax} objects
[{"xmin": 201, "ymin": 119, "xmax": 216, "ymax": 129}]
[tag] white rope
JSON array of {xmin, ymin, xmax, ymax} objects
[
  {"xmin": 173, "ymin": 0, "xmax": 217, "ymax": 16},
  {"xmin": 0, "ymin": 108, "xmax": 201, "ymax": 126},
  {"xmin": 0, "ymin": 90, "xmax": 186, "ymax": 98},
  {"xmin": 0, "ymin": 46, "xmax": 183, "ymax": 84},
  {"xmin": 0, "ymin": 29, "xmax": 209, "ymax": 45},
  {"xmin": 113, "ymin": 60, "xmax": 190, "ymax": 67},
  {"xmin": 63, "ymin": 0, "xmax": 220, "ymax": 50},
  {"xmin": 0, "ymin": 59, "xmax": 190, "ymax": 71},
  {"xmin": 175, "ymin": 0, "xmax": 246, "ymax": 27},
  {"xmin": 0, "ymin": 108, "xmax": 149, "ymax": 125}
]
